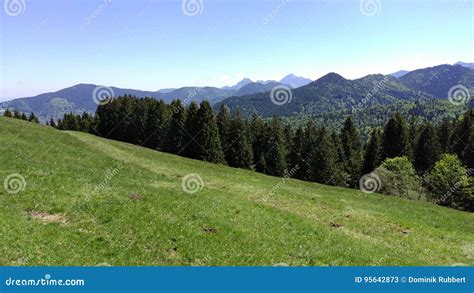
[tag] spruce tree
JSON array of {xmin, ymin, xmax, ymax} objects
[
  {"xmin": 13, "ymin": 110, "xmax": 21, "ymax": 119},
  {"xmin": 437, "ymin": 118, "xmax": 452, "ymax": 154},
  {"xmin": 362, "ymin": 127, "xmax": 383, "ymax": 174},
  {"xmin": 183, "ymin": 102, "xmax": 201, "ymax": 159},
  {"xmin": 308, "ymin": 126, "xmax": 338, "ymax": 184},
  {"xmin": 340, "ymin": 116, "xmax": 362, "ymax": 187},
  {"xmin": 301, "ymin": 121, "xmax": 318, "ymax": 180},
  {"xmin": 216, "ymin": 104, "xmax": 231, "ymax": 157},
  {"xmin": 451, "ymin": 109, "xmax": 473, "ymax": 166},
  {"xmin": 287, "ymin": 126, "xmax": 305, "ymax": 179},
  {"xmin": 382, "ymin": 112, "xmax": 410, "ymax": 159},
  {"xmin": 249, "ymin": 113, "xmax": 268, "ymax": 173},
  {"xmin": 20, "ymin": 113, "xmax": 28, "ymax": 120},
  {"xmin": 196, "ymin": 101, "xmax": 225, "ymax": 163},
  {"xmin": 414, "ymin": 124, "xmax": 441, "ymax": 174},
  {"xmin": 163, "ymin": 100, "xmax": 187, "ymax": 154},
  {"xmin": 3, "ymin": 109, "xmax": 12, "ymax": 118},
  {"xmin": 49, "ymin": 117, "xmax": 56, "ymax": 128},
  {"xmin": 264, "ymin": 116, "xmax": 287, "ymax": 176},
  {"xmin": 225, "ymin": 110, "xmax": 253, "ymax": 168}
]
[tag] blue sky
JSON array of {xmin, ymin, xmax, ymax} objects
[{"xmin": 0, "ymin": 0, "xmax": 472, "ymax": 99}]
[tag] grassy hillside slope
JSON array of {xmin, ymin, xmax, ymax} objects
[{"xmin": 0, "ymin": 117, "xmax": 473, "ymax": 266}]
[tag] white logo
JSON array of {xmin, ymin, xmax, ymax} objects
[
  {"xmin": 4, "ymin": 173, "xmax": 26, "ymax": 194},
  {"xmin": 270, "ymin": 85, "xmax": 293, "ymax": 106},
  {"xmin": 359, "ymin": 172, "xmax": 381, "ymax": 194},
  {"xmin": 182, "ymin": 0, "xmax": 204, "ymax": 16},
  {"xmin": 181, "ymin": 173, "xmax": 204, "ymax": 194},
  {"xmin": 92, "ymin": 86, "xmax": 115, "ymax": 105},
  {"xmin": 448, "ymin": 85, "xmax": 470, "ymax": 106},
  {"xmin": 359, "ymin": 0, "xmax": 381, "ymax": 16},
  {"xmin": 3, "ymin": 0, "xmax": 26, "ymax": 16}
]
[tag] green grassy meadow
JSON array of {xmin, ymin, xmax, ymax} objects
[{"xmin": 0, "ymin": 116, "xmax": 473, "ymax": 266}]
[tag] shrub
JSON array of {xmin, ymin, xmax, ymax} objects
[
  {"xmin": 374, "ymin": 157, "xmax": 424, "ymax": 200},
  {"xmin": 426, "ymin": 154, "xmax": 473, "ymax": 211}
]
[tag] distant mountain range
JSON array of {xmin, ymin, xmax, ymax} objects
[
  {"xmin": 1, "ymin": 63, "xmax": 472, "ymax": 121},
  {"xmin": 216, "ymin": 64, "xmax": 473, "ymax": 127},
  {"xmin": 0, "ymin": 74, "xmax": 312, "ymax": 121}
]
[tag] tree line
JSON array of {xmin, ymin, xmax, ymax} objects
[
  {"xmin": 3, "ymin": 109, "xmax": 39, "ymax": 123},
  {"xmin": 45, "ymin": 95, "xmax": 474, "ymax": 211}
]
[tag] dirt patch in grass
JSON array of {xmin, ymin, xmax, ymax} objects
[
  {"xmin": 329, "ymin": 222, "xmax": 342, "ymax": 228},
  {"xmin": 29, "ymin": 211, "xmax": 68, "ymax": 225},
  {"xmin": 128, "ymin": 193, "xmax": 143, "ymax": 201},
  {"xmin": 203, "ymin": 227, "xmax": 218, "ymax": 233}
]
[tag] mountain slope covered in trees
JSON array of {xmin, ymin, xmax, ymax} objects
[{"xmin": 1, "ymin": 116, "xmax": 473, "ymax": 265}]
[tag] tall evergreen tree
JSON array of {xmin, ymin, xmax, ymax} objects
[
  {"xmin": 216, "ymin": 104, "xmax": 231, "ymax": 157},
  {"xmin": 3, "ymin": 109, "xmax": 12, "ymax": 118},
  {"xmin": 264, "ymin": 116, "xmax": 287, "ymax": 176},
  {"xmin": 382, "ymin": 112, "xmax": 410, "ymax": 159},
  {"xmin": 362, "ymin": 127, "xmax": 383, "ymax": 174},
  {"xmin": 340, "ymin": 116, "xmax": 362, "ymax": 187},
  {"xmin": 20, "ymin": 113, "xmax": 28, "ymax": 120},
  {"xmin": 451, "ymin": 109, "xmax": 473, "ymax": 166},
  {"xmin": 183, "ymin": 102, "xmax": 201, "ymax": 159},
  {"xmin": 196, "ymin": 101, "xmax": 225, "ymax": 163},
  {"xmin": 301, "ymin": 121, "xmax": 318, "ymax": 180},
  {"xmin": 414, "ymin": 124, "xmax": 441, "ymax": 174},
  {"xmin": 163, "ymin": 100, "xmax": 187, "ymax": 154},
  {"xmin": 287, "ymin": 126, "xmax": 306, "ymax": 179},
  {"xmin": 437, "ymin": 118, "xmax": 453, "ymax": 154},
  {"xmin": 308, "ymin": 126, "xmax": 338, "ymax": 184},
  {"xmin": 224, "ymin": 110, "xmax": 253, "ymax": 168},
  {"xmin": 13, "ymin": 110, "xmax": 21, "ymax": 119},
  {"xmin": 249, "ymin": 113, "xmax": 268, "ymax": 173},
  {"xmin": 49, "ymin": 117, "xmax": 57, "ymax": 128}
]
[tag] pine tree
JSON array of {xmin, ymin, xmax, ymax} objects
[
  {"xmin": 414, "ymin": 123, "xmax": 441, "ymax": 174},
  {"xmin": 28, "ymin": 112, "xmax": 39, "ymax": 123},
  {"xmin": 196, "ymin": 101, "xmax": 225, "ymax": 163},
  {"xmin": 249, "ymin": 113, "xmax": 268, "ymax": 173},
  {"xmin": 301, "ymin": 121, "xmax": 318, "ymax": 180},
  {"xmin": 3, "ymin": 109, "xmax": 12, "ymax": 118},
  {"xmin": 163, "ymin": 100, "xmax": 187, "ymax": 154},
  {"xmin": 340, "ymin": 116, "xmax": 362, "ymax": 187},
  {"xmin": 362, "ymin": 127, "xmax": 383, "ymax": 174},
  {"xmin": 308, "ymin": 126, "xmax": 338, "ymax": 184},
  {"xmin": 451, "ymin": 109, "xmax": 473, "ymax": 166},
  {"xmin": 216, "ymin": 104, "xmax": 231, "ymax": 158},
  {"xmin": 183, "ymin": 102, "xmax": 201, "ymax": 159},
  {"xmin": 264, "ymin": 116, "xmax": 287, "ymax": 176},
  {"xmin": 49, "ymin": 117, "xmax": 56, "ymax": 128},
  {"xmin": 13, "ymin": 110, "xmax": 21, "ymax": 119},
  {"xmin": 225, "ymin": 110, "xmax": 253, "ymax": 168},
  {"xmin": 382, "ymin": 112, "xmax": 410, "ymax": 159},
  {"xmin": 20, "ymin": 113, "xmax": 28, "ymax": 120},
  {"xmin": 437, "ymin": 118, "xmax": 453, "ymax": 154},
  {"xmin": 287, "ymin": 126, "xmax": 306, "ymax": 179}
]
